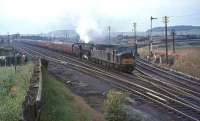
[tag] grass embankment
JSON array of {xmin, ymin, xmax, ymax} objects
[
  {"xmin": 0, "ymin": 63, "xmax": 34, "ymax": 121},
  {"xmin": 172, "ymin": 47, "xmax": 200, "ymax": 78},
  {"xmin": 139, "ymin": 46, "xmax": 200, "ymax": 78},
  {"xmin": 40, "ymin": 69, "xmax": 105, "ymax": 121},
  {"xmin": 138, "ymin": 46, "xmax": 149, "ymax": 58}
]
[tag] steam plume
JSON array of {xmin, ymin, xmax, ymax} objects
[{"xmin": 75, "ymin": 16, "xmax": 102, "ymax": 43}]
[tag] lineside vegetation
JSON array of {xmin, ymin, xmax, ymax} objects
[
  {"xmin": 40, "ymin": 69, "xmax": 92, "ymax": 121},
  {"xmin": 139, "ymin": 46, "xmax": 200, "ymax": 78},
  {"xmin": 171, "ymin": 47, "xmax": 200, "ymax": 78},
  {"xmin": 0, "ymin": 63, "xmax": 34, "ymax": 121},
  {"xmin": 104, "ymin": 90, "xmax": 156, "ymax": 121}
]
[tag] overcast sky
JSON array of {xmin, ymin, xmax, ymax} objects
[{"xmin": 0, "ymin": 0, "xmax": 200, "ymax": 34}]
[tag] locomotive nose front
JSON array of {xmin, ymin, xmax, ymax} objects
[
  {"xmin": 121, "ymin": 53, "xmax": 134, "ymax": 65},
  {"xmin": 118, "ymin": 52, "xmax": 135, "ymax": 73}
]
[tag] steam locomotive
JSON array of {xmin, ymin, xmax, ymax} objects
[{"xmin": 23, "ymin": 40, "xmax": 136, "ymax": 73}]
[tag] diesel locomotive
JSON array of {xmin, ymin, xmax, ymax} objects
[
  {"xmin": 91, "ymin": 44, "xmax": 135, "ymax": 72},
  {"xmin": 22, "ymin": 40, "xmax": 136, "ymax": 73}
]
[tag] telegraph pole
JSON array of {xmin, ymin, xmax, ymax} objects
[
  {"xmin": 133, "ymin": 22, "xmax": 138, "ymax": 56},
  {"xmin": 108, "ymin": 26, "xmax": 111, "ymax": 44},
  {"xmin": 171, "ymin": 29, "xmax": 176, "ymax": 53},
  {"xmin": 9, "ymin": 32, "xmax": 17, "ymax": 73},
  {"xmin": 133, "ymin": 22, "xmax": 137, "ymax": 43},
  {"xmin": 149, "ymin": 16, "xmax": 157, "ymax": 56},
  {"xmin": 66, "ymin": 32, "xmax": 68, "ymax": 40},
  {"xmin": 163, "ymin": 16, "xmax": 169, "ymax": 64},
  {"xmin": 65, "ymin": 32, "xmax": 68, "ymax": 43},
  {"xmin": 7, "ymin": 32, "xmax": 10, "ymax": 43}
]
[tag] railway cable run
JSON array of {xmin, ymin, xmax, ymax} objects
[{"xmin": 16, "ymin": 43, "xmax": 199, "ymax": 119}]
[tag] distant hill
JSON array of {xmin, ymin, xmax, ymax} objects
[{"xmin": 147, "ymin": 25, "xmax": 200, "ymax": 36}]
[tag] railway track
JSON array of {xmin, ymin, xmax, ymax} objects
[
  {"xmin": 135, "ymin": 58, "xmax": 200, "ymax": 98},
  {"xmin": 135, "ymin": 57, "xmax": 200, "ymax": 120},
  {"xmin": 136, "ymin": 57, "xmax": 200, "ymax": 85},
  {"xmin": 17, "ymin": 42, "xmax": 200, "ymax": 121}
]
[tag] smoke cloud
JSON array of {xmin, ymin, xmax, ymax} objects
[{"xmin": 75, "ymin": 15, "xmax": 102, "ymax": 43}]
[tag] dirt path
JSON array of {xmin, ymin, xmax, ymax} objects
[{"xmin": 74, "ymin": 95, "xmax": 106, "ymax": 121}]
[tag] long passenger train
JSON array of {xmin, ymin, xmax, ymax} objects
[{"xmin": 22, "ymin": 40, "xmax": 137, "ymax": 73}]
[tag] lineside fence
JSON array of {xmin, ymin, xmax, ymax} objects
[{"xmin": 22, "ymin": 58, "xmax": 43, "ymax": 121}]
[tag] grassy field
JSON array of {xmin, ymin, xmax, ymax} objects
[
  {"xmin": 138, "ymin": 46, "xmax": 149, "ymax": 58},
  {"xmin": 138, "ymin": 46, "xmax": 200, "ymax": 78},
  {"xmin": 0, "ymin": 63, "xmax": 34, "ymax": 121},
  {"xmin": 40, "ymin": 69, "xmax": 105, "ymax": 121},
  {"xmin": 171, "ymin": 47, "xmax": 200, "ymax": 78}
]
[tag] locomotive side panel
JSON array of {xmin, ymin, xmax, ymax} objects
[
  {"xmin": 91, "ymin": 47, "xmax": 115, "ymax": 63},
  {"xmin": 91, "ymin": 45, "xmax": 135, "ymax": 72}
]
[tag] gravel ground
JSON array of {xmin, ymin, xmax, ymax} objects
[
  {"xmin": 48, "ymin": 62, "xmax": 112, "ymax": 112},
  {"xmin": 47, "ymin": 61, "xmax": 180, "ymax": 121}
]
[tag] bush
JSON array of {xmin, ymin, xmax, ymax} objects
[
  {"xmin": 104, "ymin": 90, "xmax": 127, "ymax": 121},
  {"xmin": 104, "ymin": 90, "xmax": 156, "ymax": 121}
]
